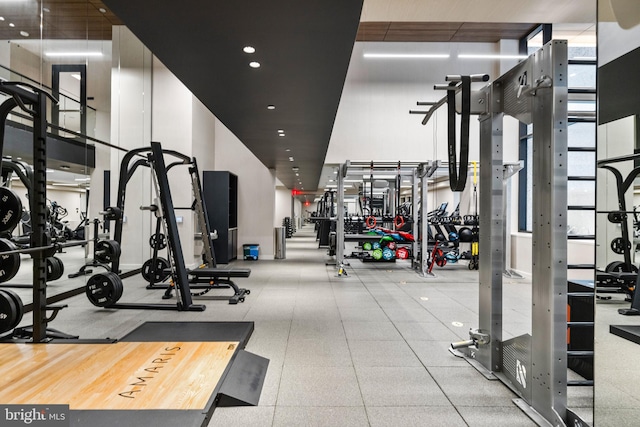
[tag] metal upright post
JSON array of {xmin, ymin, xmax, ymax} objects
[
  {"xmin": 336, "ymin": 163, "xmax": 346, "ymax": 269},
  {"xmin": 32, "ymin": 91, "xmax": 49, "ymax": 343},
  {"xmin": 412, "ymin": 169, "xmax": 419, "ymax": 262},
  {"xmin": 476, "ymin": 84, "xmax": 504, "ymax": 372},
  {"xmin": 149, "ymin": 142, "xmax": 195, "ymax": 310},
  {"xmin": 529, "ymin": 40, "xmax": 568, "ymax": 425}
]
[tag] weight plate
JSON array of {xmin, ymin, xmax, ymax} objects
[
  {"xmin": 605, "ymin": 261, "xmax": 638, "ymax": 273},
  {"xmin": 0, "ymin": 238, "xmax": 21, "ymax": 283},
  {"xmin": 372, "ymin": 248, "xmax": 383, "ymax": 260},
  {"xmin": 610, "ymin": 237, "xmax": 631, "ymax": 255},
  {"xmin": 141, "ymin": 257, "xmax": 171, "ymax": 283},
  {"xmin": 396, "ymin": 248, "xmax": 409, "ymax": 259},
  {"xmin": 149, "ymin": 233, "xmax": 168, "ymax": 250},
  {"xmin": 0, "ymin": 187, "xmax": 23, "ymax": 233},
  {"xmin": 607, "ymin": 211, "xmax": 625, "ymax": 223},
  {"xmin": 95, "ymin": 240, "xmax": 121, "ymax": 263},
  {"xmin": 387, "ymin": 242, "xmax": 396, "ymax": 250},
  {"xmin": 86, "ymin": 271, "xmax": 123, "ymax": 307},
  {"xmin": 362, "ymin": 242, "xmax": 372, "ymax": 251},
  {"xmin": 2, "ymin": 289, "xmax": 23, "ymax": 330},
  {"xmin": 372, "ymin": 241, "xmax": 381, "ymax": 250},
  {"xmin": 0, "ymin": 289, "xmax": 18, "ymax": 333},
  {"xmin": 45, "ymin": 256, "xmax": 64, "ymax": 281}
]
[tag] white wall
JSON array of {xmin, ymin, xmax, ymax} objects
[
  {"xmin": 325, "ymin": 42, "xmax": 501, "ymax": 165},
  {"xmin": 109, "ymin": 26, "xmax": 153, "ymax": 268},
  {"xmin": 214, "ymin": 120, "xmax": 277, "ymax": 258},
  {"xmin": 275, "ymin": 187, "xmax": 291, "ymax": 227},
  {"xmin": 151, "ymin": 57, "xmax": 196, "ymax": 265}
]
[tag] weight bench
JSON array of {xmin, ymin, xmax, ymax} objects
[{"xmin": 163, "ymin": 267, "xmax": 251, "ymax": 304}]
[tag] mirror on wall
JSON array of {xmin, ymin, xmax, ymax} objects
[
  {"xmin": 595, "ymin": 0, "xmax": 640, "ymax": 424},
  {"xmin": 0, "ymin": 0, "xmax": 121, "ymax": 311}
]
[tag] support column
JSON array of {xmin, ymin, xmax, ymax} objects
[{"xmin": 477, "ymin": 84, "xmax": 504, "ymax": 372}]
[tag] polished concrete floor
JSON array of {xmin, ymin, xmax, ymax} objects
[{"xmin": 7, "ymin": 224, "xmax": 600, "ymax": 426}]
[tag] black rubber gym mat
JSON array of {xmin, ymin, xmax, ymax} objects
[
  {"xmin": 610, "ymin": 324, "xmax": 640, "ymax": 345},
  {"xmin": 121, "ymin": 321, "xmax": 254, "ymax": 348}
]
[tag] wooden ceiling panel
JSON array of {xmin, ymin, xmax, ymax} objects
[
  {"xmin": 384, "ymin": 30, "xmax": 458, "ymax": 42},
  {"xmin": 357, "ymin": 21, "xmax": 537, "ymax": 42},
  {"xmin": 387, "ymin": 22, "xmax": 462, "ymax": 31}
]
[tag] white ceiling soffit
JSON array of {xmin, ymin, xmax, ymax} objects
[{"xmin": 361, "ymin": 0, "xmax": 596, "ymax": 24}]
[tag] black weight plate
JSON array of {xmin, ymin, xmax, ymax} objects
[
  {"xmin": 610, "ymin": 237, "xmax": 631, "ymax": 255},
  {"xmin": 607, "ymin": 211, "xmax": 625, "ymax": 223},
  {"xmin": 95, "ymin": 240, "xmax": 121, "ymax": 263},
  {"xmin": 0, "ymin": 289, "xmax": 18, "ymax": 333},
  {"xmin": 0, "ymin": 238, "xmax": 21, "ymax": 283},
  {"xmin": 141, "ymin": 257, "xmax": 171, "ymax": 283},
  {"xmin": 149, "ymin": 233, "xmax": 167, "ymax": 250},
  {"xmin": 605, "ymin": 261, "xmax": 638, "ymax": 273},
  {"xmin": 45, "ymin": 256, "xmax": 64, "ymax": 281},
  {"xmin": 2, "ymin": 289, "xmax": 23, "ymax": 330},
  {"xmin": 86, "ymin": 271, "xmax": 123, "ymax": 307},
  {"xmin": 0, "ymin": 187, "xmax": 23, "ymax": 233}
]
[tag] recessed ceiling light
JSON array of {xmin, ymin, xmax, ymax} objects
[
  {"xmin": 295, "ymin": 173, "xmax": 299, "ymax": 176},
  {"xmin": 9, "ymin": 23, "xmax": 14, "ymax": 27},
  {"xmin": 277, "ymin": 129, "xmax": 284, "ymax": 133},
  {"xmin": 0, "ymin": 17, "xmax": 4, "ymax": 21},
  {"xmin": 243, "ymin": 46, "xmax": 255, "ymax": 54},
  {"xmin": 285, "ymin": 148, "xmax": 291, "ymax": 152},
  {"xmin": 249, "ymin": 61, "xmax": 261, "ymax": 68},
  {"xmin": 288, "ymin": 157, "xmax": 294, "ymax": 161},
  {"xmin": 267, "ymin": 105, "xmax": 275, "ymax": 110},
  {"xmin": 42, "ymin": 8, "xmax": 50, "ymax": 13},
  {"xmin": 99, "ymin": 8, "xmax": 106, "ymax": 13},
  {"xmin": 278, "ymin": 133, "xmax": 285, "ymax": 137},
  {"xmin": 19, "ymin": 31, "xmax": 29, "ymax": 37}
]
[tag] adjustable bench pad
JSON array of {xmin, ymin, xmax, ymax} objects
[{"xmin": 188, "ymin": 268, "xmax": 251, "ymax": 278}]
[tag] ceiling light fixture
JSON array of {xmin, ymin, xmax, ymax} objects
[
  {"xmin": 278, "ymin": 133, "xmax": 285, "ymax": 137},
  {"xmin": 249, "ymin": 61, "xmax": 261, "ymax": 68},
  {"xmin": 19, "ymin": 31, "xmax": 28, "ymax": 37},
  {"xmin": 243, "ymin": 46, "xmax": 255, "ymax": 54},
  {"xmin": 285, "ymin": 148, "xmax": 291, "ymax": 152},
  {"xmin": 98, "ymin": 8, "xmax": 106, "ymax": 13},
  {"xmin": 363, "ymin": 53, "xmax": 450, "ymax": 59},
  {"xmin": 267, "ymin": 105, "xmax": 275, "ymax": 110},
  {"xmin": 288, "ymin": 157, "xmax": 294, "ymax": 162},
  {"xmin": 0, "ymin": 17, "xmax": 4, "ymax": 21},
  {"xmin": 9, "ymin": 23, "xmax": 14, "ymax": 27},
  {"xmin": 277, "ymin": 129, "xmax": 284, "ymax": 133},
  {"xmin": 458, "ymin": 54, "xmax": 528, "ymax": 60},
  {"xmin": 45, "ymin": 52, "xmax": 103, "ymax": 57}
]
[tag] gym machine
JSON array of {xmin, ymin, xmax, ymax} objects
[
  {"xmin": 596, "ymin": 153, "xmax": 640, "ymax": 314},
  {"xmin": 0, "ymin": 81, "xmax": 113, "ymax": 343},
  {"xmin": 434, "ymin": 41, "xmax": 587, "ymax": 426},
  {"xmin": 143, "ymin": 151, "xmax": 251, "ymax": 304},
  {"xmin": 414, "ymin": 41, "xmax": 586, "ymax": 426},
  {"xmin": 85, "ymin": 142, "xmax": 250, "ymax": 310}
]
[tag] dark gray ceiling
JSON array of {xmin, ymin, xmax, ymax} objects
[{"xmin": 103, "ymin": 0, "xmax": 363, "ymax": 192}]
